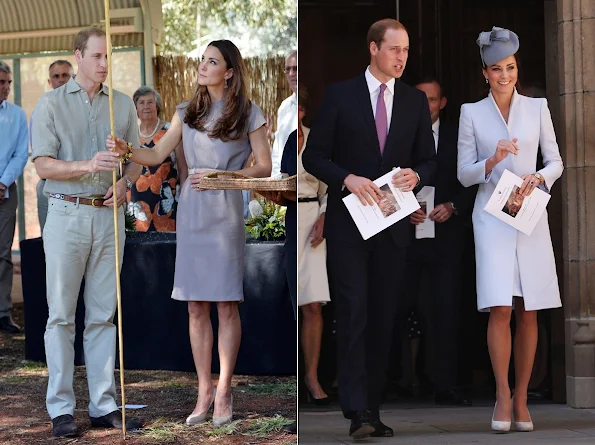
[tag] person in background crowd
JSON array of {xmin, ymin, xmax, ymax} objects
[
  {"xmin": 0, "ymin": 60, "xmax": 28, "ymax": 334},
  {"xmin": 296, "ymin": 85, "xmax": 330, "ymax": 405},
  {"xmin": 129, "ymin": 86, "xmax": 182, "ymax": 232},
  {"xmin": 270, "ymin": 50, "xmax": 297, "ymax": 177},
  {"xmin": 405, "ymin": 76, "xmax": 476, "ymax": 406}
]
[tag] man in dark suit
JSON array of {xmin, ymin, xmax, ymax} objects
[
  {"xmin": 302, "ymin": 19, "xmax": 436, "ymax": 439},
  {"xmin": 406, "ymin": 77, "xmax": 477, "ymax": 406}
]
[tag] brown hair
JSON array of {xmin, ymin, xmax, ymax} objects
[
  {"xmin": 74, "ymin": 27, "xmax": 106, "ymax": 56},
  {"xmin": 184, "ymin": 40, "xmax": 251, "ymax": 141},
  {"xmin": 367, "ymin": 19, "xmax": 407, "ymax": 49}
]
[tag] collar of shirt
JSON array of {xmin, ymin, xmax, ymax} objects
[
  {"xmin": 432, "ymin": 118, "xmax": 440, "ymax": 152},
  {"xmin": 365, "ymin": 66, "xmax": 395, "ymax": 96},
  {"xmin": 65, "ymin": 77, "xmax": 110, "ymax": 96},
  {"xmin": 432, "ymin": 118, "xmax": 440, "ymax": 137},
  {"xmin": 0, "ymin": 100, "xmax": 7, "ymax": 110}
]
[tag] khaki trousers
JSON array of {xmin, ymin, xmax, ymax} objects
[{"xmin": 43, "ymin": 197, "xmax": 124, "ymax": 419}]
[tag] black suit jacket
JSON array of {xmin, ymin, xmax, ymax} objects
[
  {"xmin": 429, "ymin": 121, "xmax": 478, "ymax": 242},
  {"xmin": 302, "ymin": 73, "xmax": 437, "ymax": 247}
]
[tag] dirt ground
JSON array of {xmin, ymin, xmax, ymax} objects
[{"xmin": 0, "ymin": 303, "xmax": 296, "ymax": 445}]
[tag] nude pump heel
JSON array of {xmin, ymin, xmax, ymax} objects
[
  {"xmin": 491, "ymin": 401, "xmax": 511, "ymax": 433},
  {"xmin": 186, "ymin": 388, "xmax": 216, "ymax": 426}
]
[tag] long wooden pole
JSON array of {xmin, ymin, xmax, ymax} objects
[{"xmin": 103, "ymin": 0, "xmax": 127, "ymax": 439}]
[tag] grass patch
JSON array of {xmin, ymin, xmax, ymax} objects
[
  {"xmin": 162, "ymin": 381, "xmax": 185, "ymax": 390},
  {"xmin": 206, "ymin": 419, "xmax": 241, "ymax": 438},
  {"xmin": 241, "ymin": 381, "xmax": 296, "ymax": 396},
  {"xmin": 2, "ymin": 376, "xmax": 26, "ymax": 384},
  {"xmin": 16, "ymin": 361, "xmax": 46, "ymax": 371},
  {"xmin": 244, "ymin": 415, "xmax": 292, "ymax": 437},
  {"xmin": 140, "ymin": 418, "xmax": 185, "ymax": 443}
]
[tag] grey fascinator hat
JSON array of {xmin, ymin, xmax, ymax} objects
[{"xmin": 476, "ymin": 26, "xmax": 519, "ymax": 66}]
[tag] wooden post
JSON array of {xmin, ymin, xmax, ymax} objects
[{"xmin": 103, "ymin": 0, "xmax": 127, "ymax": 438}]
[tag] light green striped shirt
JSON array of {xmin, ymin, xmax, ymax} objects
[{"xmin": 32, "ymin": 77, "xmax": 140, "ymax": 197}]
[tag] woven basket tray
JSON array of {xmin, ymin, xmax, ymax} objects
[{"xmin": 199, "ymin": 171, "xmax": 297, "ymax": 191}]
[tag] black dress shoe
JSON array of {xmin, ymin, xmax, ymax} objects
[
  {"xmin": 368, "ymin": 409, "xmax": 394, "ymax": 437},
  {"xmin": 52, "ymin": 414, "xmax": 79, "ymax": 437},
  {"xmin": 90, "ymin": 410, "xmax": 142, "ymax": 430},
  {"xmin": 0, "ymin": 316, "xmax": 20, "ymax": 333},
  {"xmin": 435, "ymin": 390, "xmax": 472, "ymax": 406},
  {"xmin": 370, "ymin": 419, "xmax": 394, "ymax": 437},
  {"xmin": 349, "ymin": 410, "xmax": 374, "ymax": 439}
]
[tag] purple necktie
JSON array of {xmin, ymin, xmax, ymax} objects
[{"xmin": 375, "ymin": 83, "xmax": 388, "ymax": 154}]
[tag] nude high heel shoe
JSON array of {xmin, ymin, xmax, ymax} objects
[
  {"xmin": 212, "ymin": 394, "xmax": 233, "ymax": 427},
  {"xmin": 491, "ymin": 401, "xmax": 511, "ymax": 433},
  {"xmin": 513, "ymin": 396, "xmax": 534, "ymax": 432},
  {"xmin": 186, "ymin": 388, "xmax": 216, "ymax": 426}
]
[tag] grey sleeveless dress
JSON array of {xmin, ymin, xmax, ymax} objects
[{"xmin": 171, "ymin": 100, "xmax": 266, "ymax": 302}]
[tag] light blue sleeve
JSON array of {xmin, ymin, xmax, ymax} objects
[
  {"xmin": 457, "ymin": 104, "xmax": 491, "ymax": 187},
  {"xmin": 0, "ymin": 107, "xmax": 29, "ymax": 187}
]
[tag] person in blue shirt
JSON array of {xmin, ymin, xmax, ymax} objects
[{"xmin": 0, "ymin": 60, "xmax": 28, "ymax": 333}]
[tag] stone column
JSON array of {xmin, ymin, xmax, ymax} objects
[{"xmin": 558, "ymin": 0, "xmax": 595, "ymax": 408}]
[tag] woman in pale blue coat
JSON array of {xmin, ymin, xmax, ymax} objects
[{"xmin": 457, "ymin": 27, "xmax": 563, "ymax": 433}]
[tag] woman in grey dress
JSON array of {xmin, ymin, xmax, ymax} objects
[{"xmin": 107, "ymin": 40, "xmax": 271, "ymax": 426}]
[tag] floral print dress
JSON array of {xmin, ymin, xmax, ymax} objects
[{"xmin": 127, "ymin": 122, "xmax": 179, "ymax": 232}]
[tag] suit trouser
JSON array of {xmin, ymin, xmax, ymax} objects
[
  {"xmin": 0, "ymin": 184, "xmax": 17, "ymax": 318},
  {"xmin": 402, "ymin": 237, "xmax": 464, "ymax": 391},
  {"xmin": 327, "ymin": 231, "xmax": 406, "ymax": 416},
  {"xmin": 37, "ymin": 179, "xmax": 48, "ymax": 231},
  {"xmin": 43, "ymin": 197, "xmax": 124, "ymax": 419}
]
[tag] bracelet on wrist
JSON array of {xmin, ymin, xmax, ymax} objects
[{"xmin": 120, "ymin": 142, "xmax": 134, "ymax": 164}]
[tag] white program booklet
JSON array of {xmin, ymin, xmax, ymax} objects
[
  {"xmin": 484, "ymin": 169, "xmax": 550, "ymax": 236},
  {"xmin": 415, "ymin": 186, "xmax": 435, "ymax": 239},
  {"xmin": 343, "ymin": 168, "xmax": 420, "ymax": 240}
]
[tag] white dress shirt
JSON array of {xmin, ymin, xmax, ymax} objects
[
  {"xmin": 271, "ymin": 92, "xmax": 297, "ymax": 177},
  {"xmin": 432, "ymin": 118, "xmax": 440, "ymax": 153},
  {"xmin": 365, "ymin": 67, "xmax": 395, "ymax": 130}
]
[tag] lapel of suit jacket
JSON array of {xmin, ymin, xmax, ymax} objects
[
  {"xmin": 383, "ymin": 80, "xmax": 403, "ymax": 159},
  {"xmin": 355, "ymin": 74, "xmax": 382, "ymax": 159}
]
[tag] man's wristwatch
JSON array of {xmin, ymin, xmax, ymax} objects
[
  {"xmin": 534, "ymin": 172, "xmax": 544, "ymax": 185},
  {"xmin": 449, "ymin": 201, "xmax": 458, "ymax": 215},
  {"xmin": 123, "ymin": 176, "xmax": 132, "ymax": 191},
  {"xmin": 414, "ymin": 171, "xmax": 421, "ymax": 186}
]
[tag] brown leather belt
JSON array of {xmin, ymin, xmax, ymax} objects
[{"xmin": 49, "ymin": 193, "xmax": 105, "ymax": 207}]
